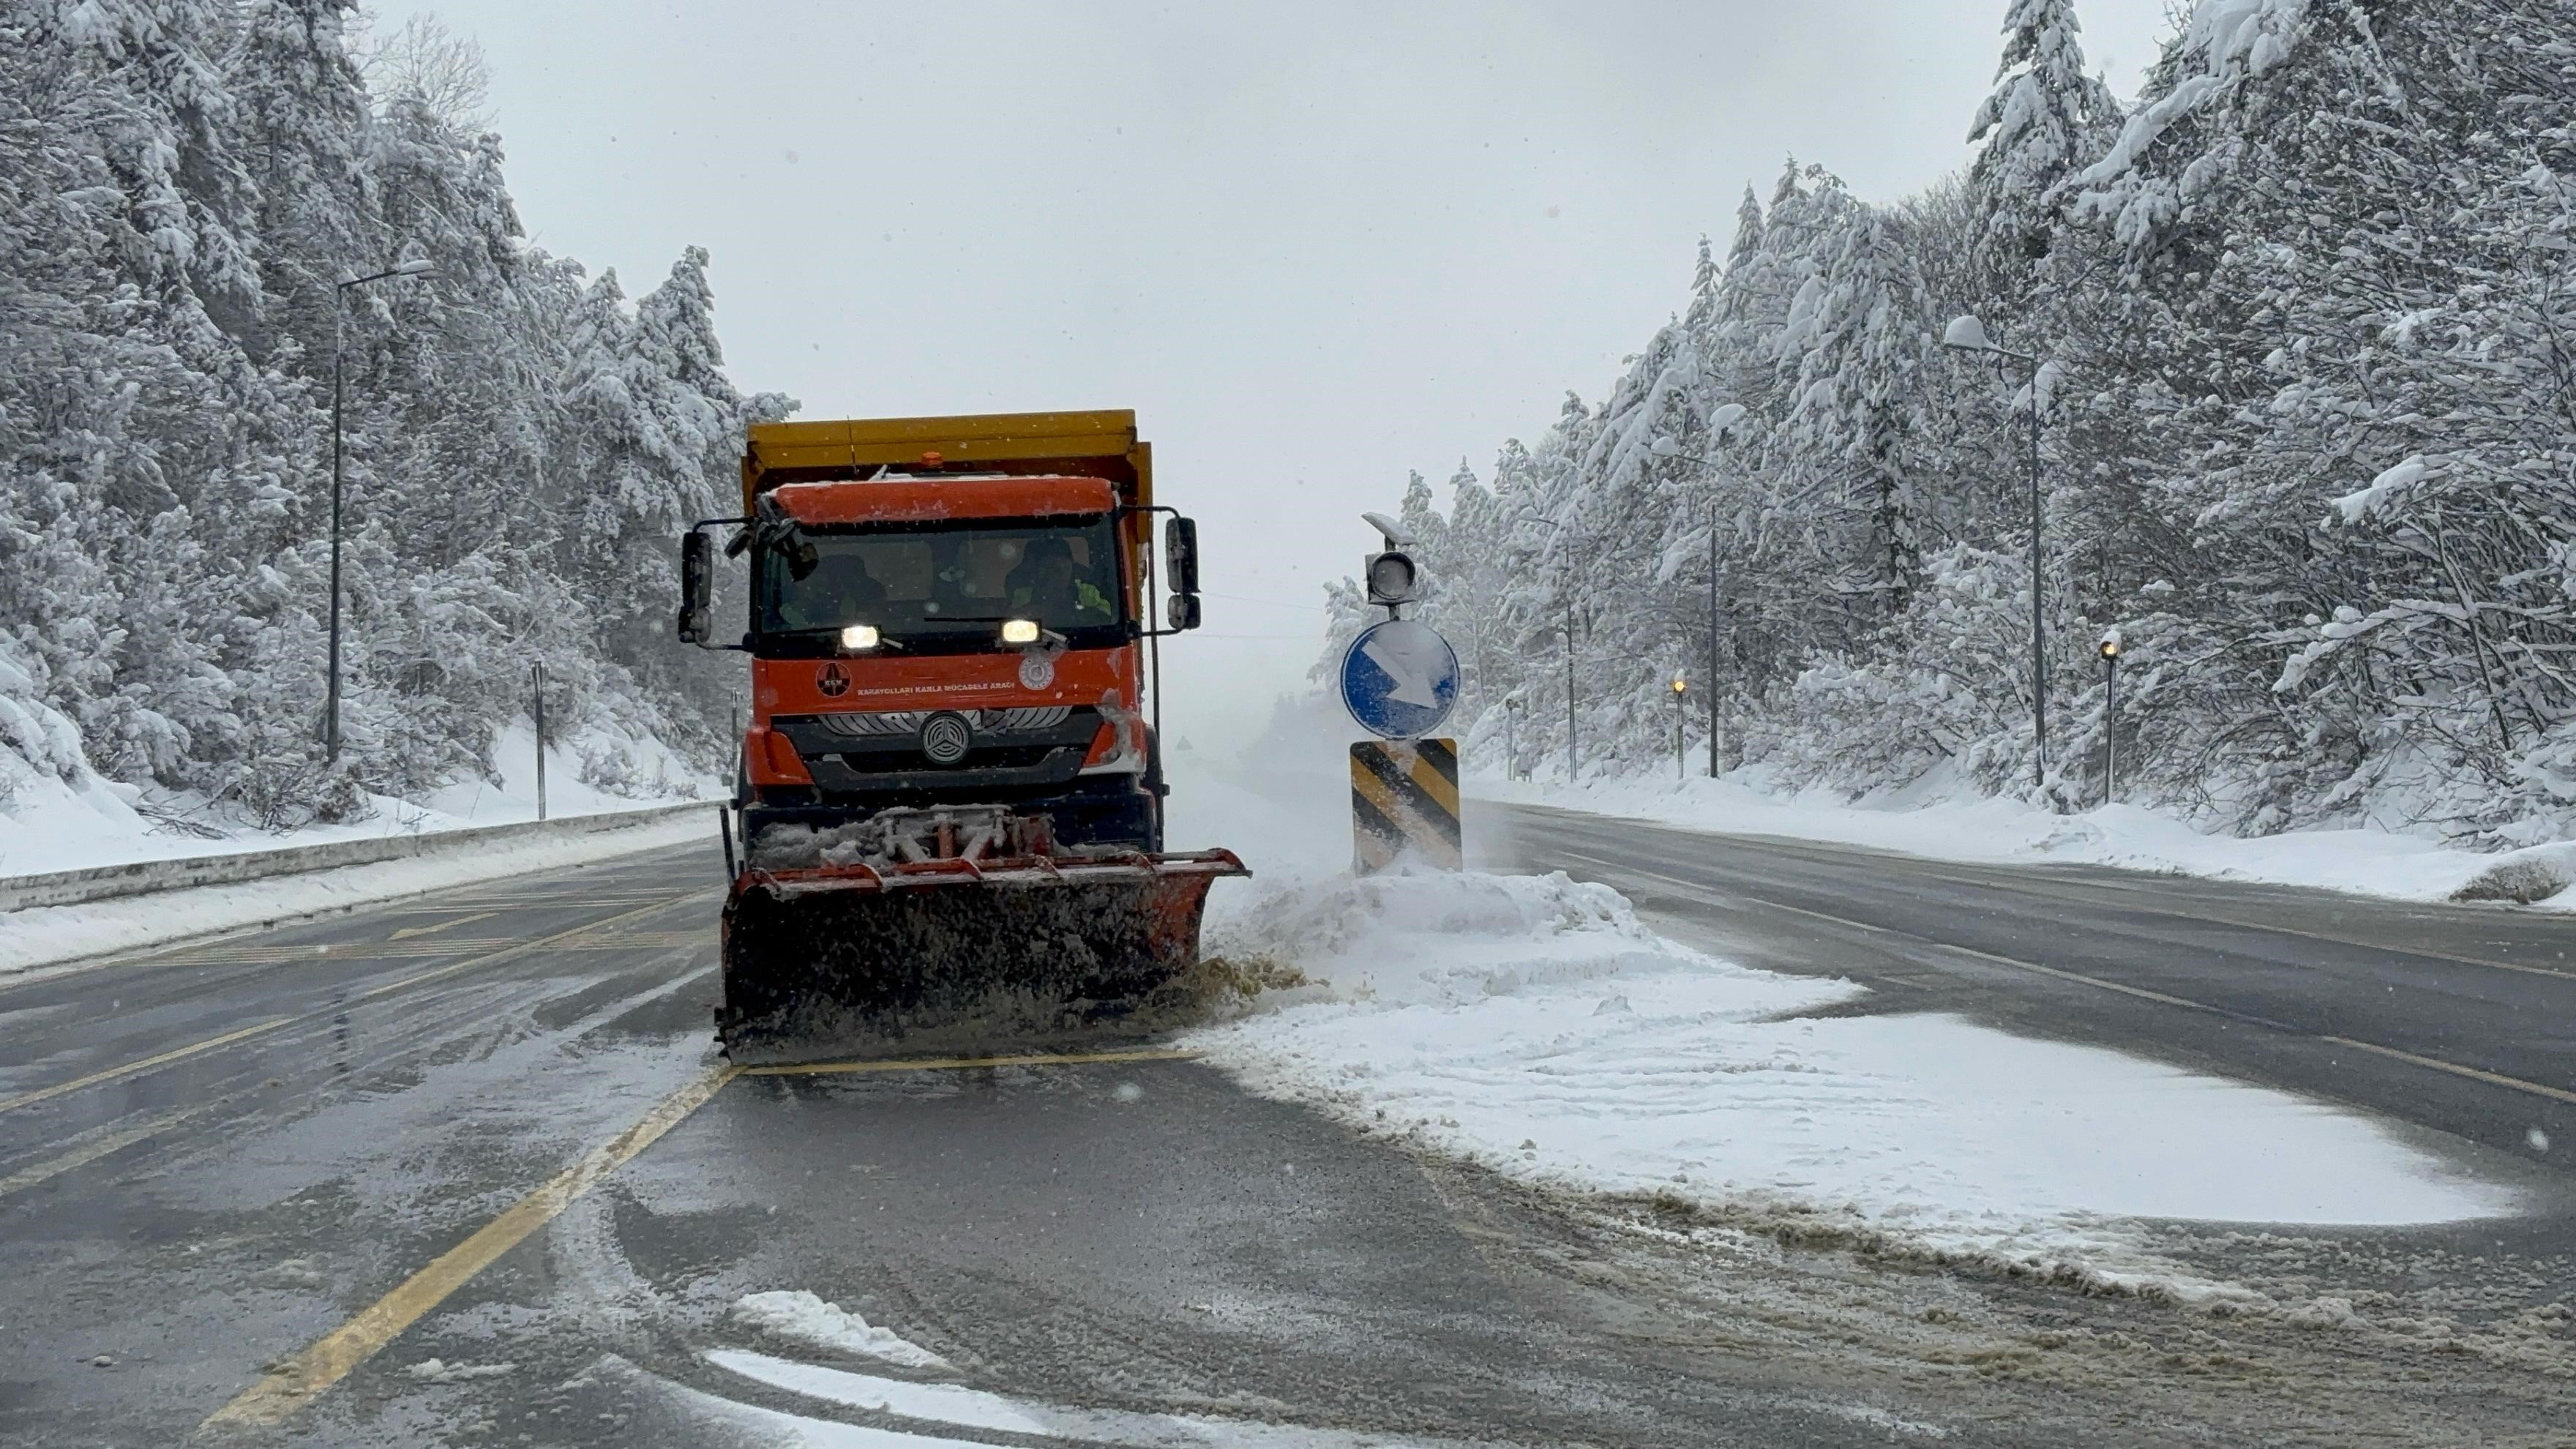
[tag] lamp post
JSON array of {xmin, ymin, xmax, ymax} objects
[
  {"xmin": 1670, "ymin": 675, "xmax": 1687, "ymax": 781},
  {"xmin": 533, "ymin": 659, "xmax": 548, "ymax": 821},
  {"xmin": 1650, "ymin": 401, "xmax": 1747, "ymax": 781},
  {"xmin": 1941, "ymin": 315, "xmax": 2046, "ymax": 791},
  {"xmin": 326, "ymin": 258, "xmax": 438, "ymax": 762},
  {"xmin": 2097, "ymin": 627, "xmax": 2122, "ymax": 805},
  {"xmin": 1563, "ymin": 618, "xmax": 1577, "ymax": 783}
]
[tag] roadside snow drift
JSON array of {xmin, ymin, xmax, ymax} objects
[
  {"xmin": 0, "ymin": 811, "xmax": 712, "ymax": 978},
  {"xmin": 0, "ymin": 717, "xmax": 709, "ymax": 883},
  {"xmin": 1188, "ymin": 869, "xmax": 2513, "ymax": 1273},
  {"xmin": 1480, "ymin": 768, "xmax": 2549, "ymax": 906}
]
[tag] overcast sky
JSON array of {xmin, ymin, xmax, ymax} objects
[{"xmin": 384, "ymin": 0, "xmax": 2177, "ymax": 752}]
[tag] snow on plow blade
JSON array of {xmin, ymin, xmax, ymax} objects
[{"xmin": 716, "ymin": 850, "xmax": 1249, "ymax": 1063}]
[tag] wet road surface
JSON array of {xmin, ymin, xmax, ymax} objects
[{"xmin": 5, "ymin": 825, "xmax": 2575, "ymax": 1445}]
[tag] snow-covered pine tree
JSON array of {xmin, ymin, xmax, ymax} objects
[{"xmin": 1965, "ymin": 0, "xmax": 2122, "ymax": 265}]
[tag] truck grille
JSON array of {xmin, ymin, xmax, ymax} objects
[{"xmin": 808, "ymin": 705, "xmax": 1074, "ymax": 738}]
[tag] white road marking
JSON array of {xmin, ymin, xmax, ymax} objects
[{"xmin": 0, "ymin": 1105, "xmax": 204, "ymax": 1198}]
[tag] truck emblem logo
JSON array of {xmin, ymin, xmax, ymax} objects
[
  {"xmin": 817, "ymin": 662, "xmax": 850, "ymax": 697},
  {"xmin": 919, "ymin": 711, "xmax": 973, "ymax": 765}
]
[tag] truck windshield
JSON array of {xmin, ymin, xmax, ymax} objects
[{"xmin": 757, "ymin": 516, "xmax": 1124, "ymax": 647}]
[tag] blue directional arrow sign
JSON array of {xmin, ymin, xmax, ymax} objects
[{"xmin": 1340, "ymin": 618, "xmax": 1460, "ymax": 740}]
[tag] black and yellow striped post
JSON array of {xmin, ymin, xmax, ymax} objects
[{"xmin": 1350, "ymin": 738, "xmax": 1461, "ymax": 874}]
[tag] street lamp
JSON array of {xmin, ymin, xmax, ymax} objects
[
  {"xmin": 1669, "ymin": 675, "xmax": 1688, "ymax": 781},
  {"xmin": 1941, "ymin": 314, "xmax": 2047, "ymax": 792},
  {"xmin": 1563, "ymin": 620, "xmax": 1578, "ymax": 783},
  {"xmin": 2097, "ymin": 627, "xmax": 2122, "ymax": 804},
  {"xmin": 1651, "ymin": 400, "xmax": 1747, "ymax": 781},
  {"xmin": 325, "ymin": 257, "xmax": 438, "ymax": 762}
]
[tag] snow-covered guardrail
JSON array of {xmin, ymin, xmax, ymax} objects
[{"xmin": 0, "ymin": 802, "xmax": 715, "ymax": 915}]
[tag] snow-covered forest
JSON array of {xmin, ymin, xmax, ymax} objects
[
  {"xmin": 0, "ymin": 2, "xmax": 782, "ymax": 832},
  {"xmin": 1346, "ymin": 0, "xmax": 2576, "ymax": 843}
]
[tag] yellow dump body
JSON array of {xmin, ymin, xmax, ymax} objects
[{"xmin": 741, "ymin": 409, "xmax": 1153, "ymax": 512}]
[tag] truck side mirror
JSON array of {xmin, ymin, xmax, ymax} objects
[
  {"xmin": 677, "ymin": 530, "xmax": 714, "ymax": 645},
  {"xmin": 1165, "ymin": 593, "xmax": 1202, "ymax": 632},
  {"xmin": 1163, "ymin": 517, "xmax": 1200, "ymax": 596}
]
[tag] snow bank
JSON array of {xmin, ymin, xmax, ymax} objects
[
  {"xmin": 697, "ymin": 1348, "xmax": 1474, "ymax": 1449},
  {"xmin": 0, "ymin": 809, "xmax": 712, "ymax": 980},
  {"xmin": 0, "ymin": 717, "xmax": 712, "ymax": 882},
  {"xmin": 1188, "ymin": 869, "xmax": 2514, "ymax": 1284},
  {"xmin": 1483, "ymin": 767, "xmax": 2540, "ymax": 906}
]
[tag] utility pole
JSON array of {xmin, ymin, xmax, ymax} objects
[
  {"xmin": 2026, "ymin": 344, "xmax": 2043, "ymax": 787},
  {"xmin": 1708, "ymin": 501, "xmax": 1721, "ymax": 779},
  {"xmin": 324, "ymin": 258, "xmax": 437, "ymax": 762}
]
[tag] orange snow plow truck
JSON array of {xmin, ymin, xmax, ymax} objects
[{"xmin": 675, "ymin": 411, "xmax": 1246, "ymax": 1061}]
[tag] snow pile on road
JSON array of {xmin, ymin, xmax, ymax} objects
[
  {"xmin": 730, "ymin": 1291, "xmax": 953, "ymax": 1371},
  {"xmin": 405, "ymin": 1358, "xmax": 515, "ymax": 1383},
  {"xmin": 1189, "ymin": 868, "xmax": 2515, "ymax": 1281},
  {"xmin": 693, "ymin": 1348, "xmax": 1486, "ymax": 1449},
  {"xmin": 1482, "ymin": 766, "xmax": 2548, "ymax": 906}
]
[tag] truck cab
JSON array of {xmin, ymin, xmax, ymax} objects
[{"xmin": 677, "ymin": 411, "xmax": 1199, "ymax": 862}]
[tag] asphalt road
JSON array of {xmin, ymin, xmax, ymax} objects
[{"xmin": 4, "ymin": 820, "xmax": 2574, "ymax": 1447}]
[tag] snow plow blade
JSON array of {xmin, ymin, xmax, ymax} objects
[{"xmin": 716, "ymin": 849, "xmax": 1249, "ymax": 1063}]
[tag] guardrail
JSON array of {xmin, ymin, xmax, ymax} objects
[{"xmin": 0, "ymin": 801, "xmax": 716, "ymax": 915}]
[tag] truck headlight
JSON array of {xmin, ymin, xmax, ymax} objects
[
  {"xmin": 842, "ymin": 624, "xmax": 881, "ymax": 651},
  {"xmin": 1000, "ymin": 619, "xmax": 1040, "ymax": 645}
]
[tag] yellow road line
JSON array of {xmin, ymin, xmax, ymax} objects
[
  {"xmin": 1, "ymin": 893, "xmax": 711, "ymax": 1118},
  {"xmin": 0, "ymin": 1018, "xmax": 293, "ymax": 1115},
  {"xmin": 0, "ymin": 1105, "xmax": 204, "ymax": 1197},
  {"xmin": 388, "ymin": 910, "xmax": 499, "ymax": 941},
  {"xmin": 1562, "ymin": 850, "xmax": 2576, "ymax": 1108},
  {"xmin": 204, "ymin": 1062, "xmax": 742, "ymax": 1429},
  {"xmin": 743, "ymin": 1046, "xmax": 1205, "ymax": 1077},
  {"xmin": 2321, "ymin": 1036, "xmax": 2576, "ymax": 1107}
]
